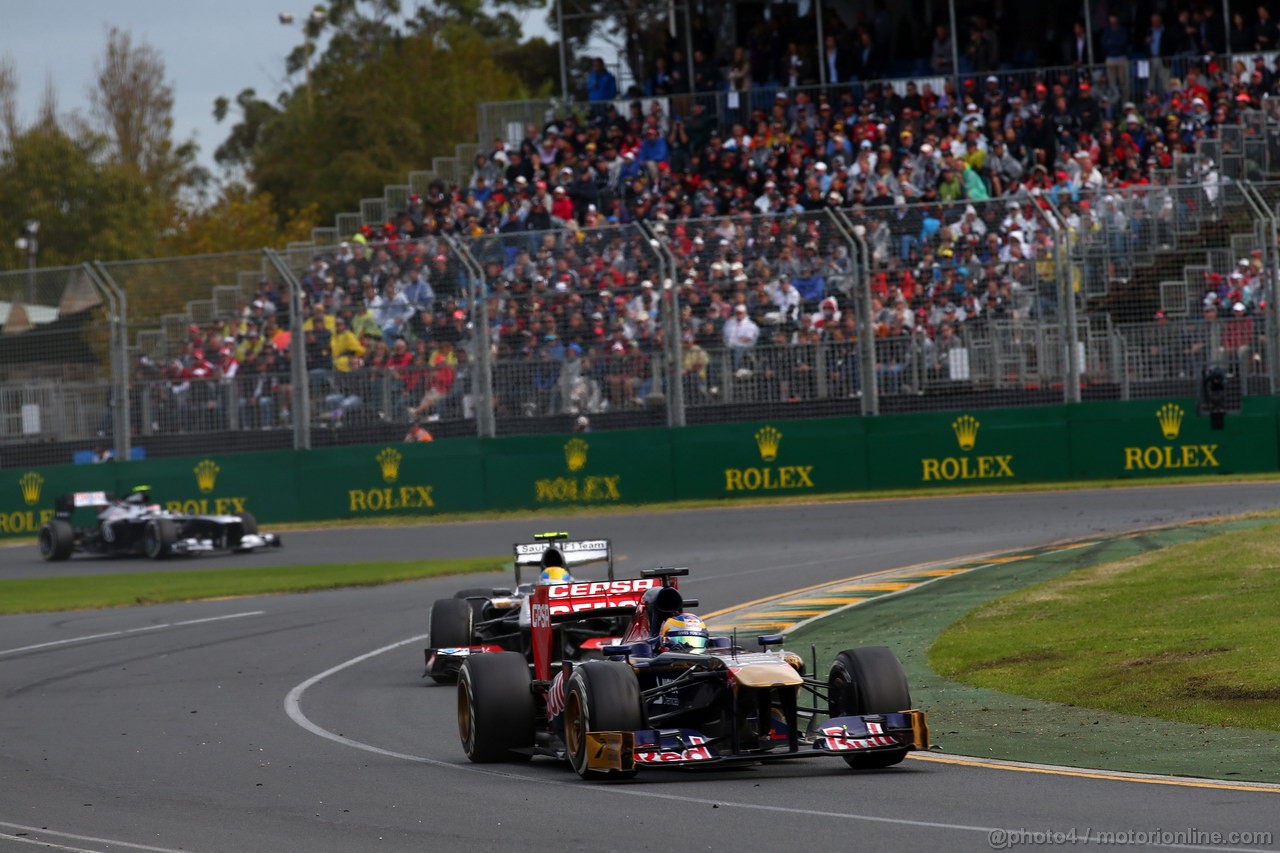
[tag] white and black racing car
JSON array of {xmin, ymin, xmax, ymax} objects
[{"xmin": 38, "ymin": 487, "xmax": 281, "ymax": 561}]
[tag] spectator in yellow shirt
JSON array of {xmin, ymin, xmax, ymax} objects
[{"xmin": 330, "ymin": 317, "xmax": 366, "ymax": 372}]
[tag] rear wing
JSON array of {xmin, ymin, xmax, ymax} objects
[
  {"xmin": 513, "ymin": 537, "xmax": 613, "ymax": 585},
  {"xmin": 54, "ymin": 492, "xmax": 114, "ymax": 519},
  {"xmin": 529, "ymin": 578, "xmax": 660, "ymax": 680}
]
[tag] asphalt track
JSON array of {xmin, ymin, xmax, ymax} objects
[{"xmin": 2, "ymin": 483, "xmax": 1280, "ymax": 852}]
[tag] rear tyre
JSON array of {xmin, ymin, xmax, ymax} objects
[
  {"xmin": 457, "ymin": 652, "xmax": 535, "ymax": 763},
  {"xmin": 143, "ymin": 518, "xmax": 177, "ymax": 560},
  {"xmin": 428, "ymin": 598, "xmax": 474, "ymax": 684},
  {"xmin": 39, "ymin": 519, "xmax": 74, "ymax": 562},
  {"xmin": 828, "ymin": 646, "xmax": 912, "ymax": 769},
  {"xmin": 564, "ymin": 661, "xmax": 644, "ymax": 780}
]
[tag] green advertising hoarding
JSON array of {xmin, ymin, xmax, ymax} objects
[
  {"xmin": 1068, "ymin": 398, "xmax": 1279, "ymax": 479},
  {"xmin": 671, "ymin": 418, "xmax": 867, "ymax": 500},
  {"xmin": 863, "ymin": 406, "xmax": 1073, "ymax": 489},
  {"xmin": 481, "ymin": 428, "xmax": 675, "ymax": 511},
  {"xmin": 116, "ymin": 450, "xmax": 301, "ymax": 523},
  {"xmin": 0, "ymin": 463, "xmax": 118, "ymax": 537},
  {"xmin": 294, "ymin": 439, "xmax": 486, "ymax": 521}
]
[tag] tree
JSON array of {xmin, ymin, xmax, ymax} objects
[
  {"xmin": 214, "ymin": 1, "xmax": 538, "ymax": 224},
  {"xmin": 160, "ymin": 185, "xmax": 319, "ymax": 257},
  {"xmin": 90, "ymin": 27, "xmax": 205, "ymax": 195}
]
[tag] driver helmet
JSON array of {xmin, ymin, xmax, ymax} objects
[
  {"xmin": 659, "ymin": 613, "xmax": 710, "ymax": 652},
  {"xmin": 124, "ymin": 487, "xmax": 151, "ymax": 506},
  {"xmin": 538, "ymin": 566, "xmax": 574, "ymax": 585}
]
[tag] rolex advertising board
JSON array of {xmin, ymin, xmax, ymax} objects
[
  {"xmin": 671, "ymin": 418, "xmax": 866, "ymax": 500},
  {"xmin": 481, "ymin": 429, "xmax": 674, "ymax": 511},
  {"xmin": 864, "ymin": 407, "xmax": 1070, "ymax": 489},
  {"xmin": 0, "ymin": 464, "xmax": 116, "ymax": 538},
  {"xmin": 294, "ymin": 439, "xmax": 485, "ymax": 520},
  {"xmin": 1067, "ymin": 399, "xmax": 1277, "ymax": 478},
  {"xmin": 116, "ymin": 450, "xmax": 300, "ymax": 522}
]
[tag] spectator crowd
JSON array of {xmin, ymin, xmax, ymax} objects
[{"xmin": 131, "ymin": 27, "xmax": 1280, "ymax": 435}]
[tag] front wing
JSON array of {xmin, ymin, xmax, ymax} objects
[{"xmin": 582, "ymin": 712, "xmax": 929, "ymax": 773}]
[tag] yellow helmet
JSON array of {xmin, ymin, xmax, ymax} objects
[{"xmin": 538, "ymin": 566, "xmax": 574, "ymax": 585}]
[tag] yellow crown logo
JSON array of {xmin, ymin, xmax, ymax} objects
[
  {"xmin": 377, "ymin": 447, "xmax": 403, "ymax": 483},
  {"xmin": 565, "ymin": 438, "xmax": 589, "ymax": 472},
  {"xmin": 755, "ymin": 425, "xmax": 782, "ymax": 462},
  {"xmin": 19, "ymin": 471, "xmax": 44, "ymax": 506},
  {"xmin": 952, "ymin": 415, "xmax": 980, "ymax": 451},
  {"xmin": 1157, "ymin": 403, "xmax": 1184, "ymax": 440},
  {"xmin": 194, "ymin": 460, "xmax": 220, "ymax": 494}
]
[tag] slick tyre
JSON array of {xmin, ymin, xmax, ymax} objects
[
  {"xmin": 428, "ymin": 598, "xmax": 474, "ymax": 684},
  {"xmin": 39, "ymin": 519, "xmax": 74, "ymax": 562},
  {"xmin": 564, "ymin": 661, "xmax": 644, "ymax": 781},
  {"xmin": 828, "ymin": 646, "xmax": 911, "ymax": 769},
  {"xmin": 143, "ymin": 518, "xmax": 177, "ymax": 560},
  {"xmin": 457, "ymin": 652, "xmax": 534, "ymax": 763}
]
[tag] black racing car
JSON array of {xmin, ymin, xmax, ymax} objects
[{"xmin": 37, "ymin": 488, "xmax": 281, "ymax": 561}]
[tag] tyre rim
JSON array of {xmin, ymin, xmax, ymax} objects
[
  {"xmin": 565, "ymin": 691, "xmax": 584, "ymax": 768},
  {"xmin": 39, "ymin": 530, "xmax": 51, "ymax": 556}
]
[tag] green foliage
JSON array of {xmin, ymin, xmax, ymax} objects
[
  {"xmin": 214, "ymin": 0, "xmax": 553, "ymax": 225},
  {"xmin": 0, "ymin": 119, "xmax": 165, "ymax": 267},
  {"xmin": 930, "ymin": 523, "xmax": 1280, "ymax": 731}
]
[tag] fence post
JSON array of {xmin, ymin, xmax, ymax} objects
[
  {"xmin": 639, "ymin": 222, "xmax": 686, "ymax": 428},
  {"xmin": 86, "ymin": 262, "xmax": 130, "ymax": 462},
  {"xmin": 1242, "ymin": 181, "xmax": 1280, "ymax": 394},
  {"xmin": 444, "ymin": 234, "xmax": 495, "ymax": 438},
  {"xmin": 829, "ymin": 209, "xmax": 878, "ymax": 416},
  {"xmin": 263, "ymin": 248, "xmax": 311, "ymax": 450},
  {"xmin": 1038, "ymin": 200, "xmax": 1079, "ymax": 404}
]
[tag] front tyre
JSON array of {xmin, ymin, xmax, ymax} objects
[
  {"xmin": 457, "ymin": 652, "xmax": 534, "ymax": 763},
  {"xmin": 143, "ymin": 518, "xmax": 177, "ymax": 560},
  {"xmin": 428, "ymin": 598, "xmax": 474, "ymax": 684},
  {"xmin": 39, "ymin": 519, "xmax": 74, "ymax": 561},
  {"xmin": 564, "ymin": 661, "xmax": 644, "ymax": 780},
  {"xmin": 828, "ymin": 646, "xmax": 911, "ymax": 769}
]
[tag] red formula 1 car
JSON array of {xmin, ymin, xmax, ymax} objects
[
  {"xmin": 454, "ymin": 567, "xmax": 929, "ymax": 780},
  {"xmin": 423, "ymin": 532, "xmax": 622, "ymax": 683}
]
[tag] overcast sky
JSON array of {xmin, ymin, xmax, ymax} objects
[{"xmin": 1, "ymin": 1, "xmax": 553, "ymax": 176}]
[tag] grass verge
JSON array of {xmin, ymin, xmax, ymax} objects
[
  {"xmin": 929, "ymin": 522, "xmax": 1280, "ymax": 731},
  {"xmin": 784, "ymin": 520, "xmax": 1280, "ymax": 781},
  {"xmin": 0, "ymin": 556, "xmax": 504, "ymax": 615}
]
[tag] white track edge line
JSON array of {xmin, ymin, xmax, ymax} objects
[
  {"xmin": 0, "ymin": 823, "xmax": 188, "ymax": 853},
  {"xmin": 0, "ymin": 611, "xmax": 265, "ymax": 658}
]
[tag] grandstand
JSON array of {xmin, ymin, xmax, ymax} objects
[{"xmin": 4, "ymin": 46, "xmax": 1280, "ymax": 469}]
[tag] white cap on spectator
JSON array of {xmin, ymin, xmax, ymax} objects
[
  {"xmin": 986, "ymin": 75, "xmax": 998, "ymax": 83},
  {"xmin": 815, "ymin": 162, "xmax": 828, "ymax": 171},
  {"xmin": 1234, "ymin": 302, "xmax": 1247, "ymax": 312},
  {"xmin": 546, "ymin": 125, "xmax": 560, "ymax": 134},
  {"xmin": 623, "ymin": 151, "xmax": 635, "ymax": 160},
  {"xmin": 694, "ymin": 236, "xmax": 704, "ymax": 244},
  {"xmin": 730, "ymin": 261, "xmax": 744, "ymax": 271},
  {"xmin": 920, "ymin": 143, "xmax": 933, "ymax": 155},
  {"xmin": 860, "ymin": 140, "xmax": 873, "ymax": 149},
  {"xmin": 1240, "ymin": 258, "xmax": 1251, "ymax": 266},
  {"xmin": 1231, "ymin": 271, "xmax": 1244, "ymax": 279},
  {"xmin": 641, "ymin": 280, "xmax": 654, "ymax": 288}
]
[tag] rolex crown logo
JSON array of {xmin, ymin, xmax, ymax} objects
[
  {"xmin": 19, "ymin": 471, "xmax": 44, "ymax": 506},
  {"xmin": 1157, "ymin": 403, "xmax": 1184, "ymax": 440},
  {"xmin": 565, "ymin": 438, "xmax": 589, "ymax": 472},
  {"xmin": 952, "ymin": 415, "xmax": 980, "ymax": 451},
  {"xmin": 194, "ymin": 460, "xmax": 220, "ymax": 494},
  {"xmin": 755, "ymin": 425, "xmax": 782, "ymax": 462},
  {"xmin": 377, "ymin": 447, "xmax": 403, "ymax": 483}
]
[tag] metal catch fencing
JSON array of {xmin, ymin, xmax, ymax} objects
[{"xmin": 2, "ymin": 179, "xmax": 1278, "ymax": 469}]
